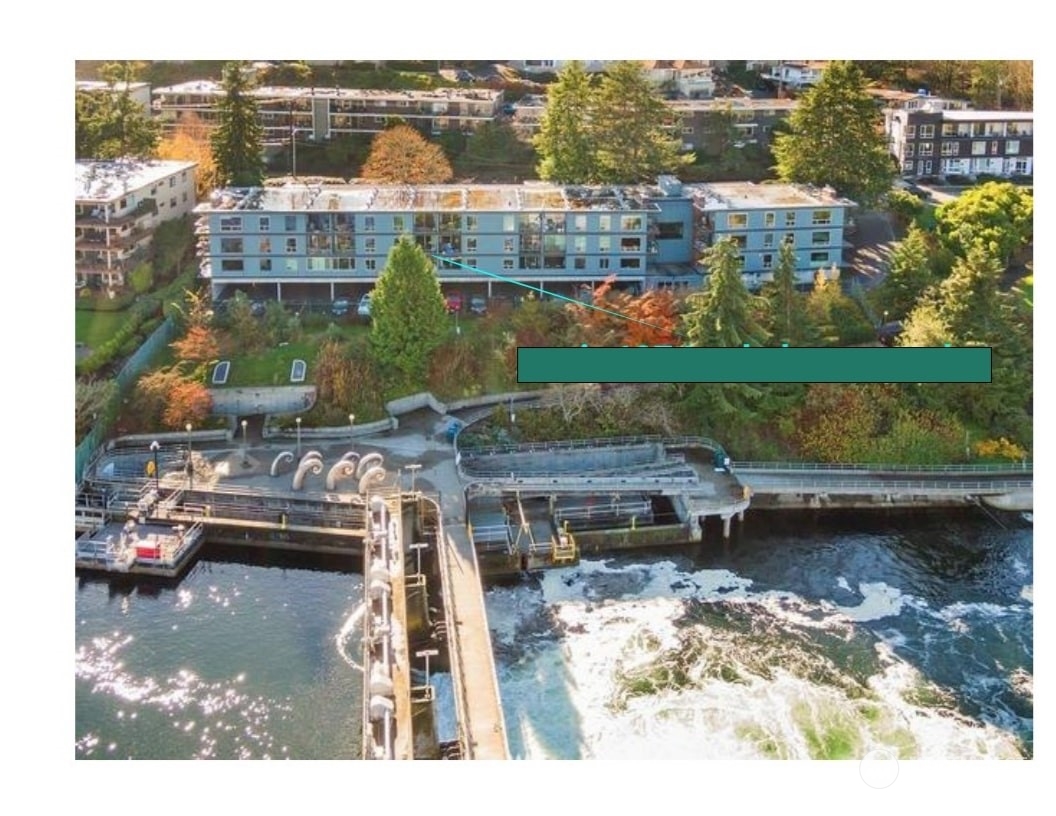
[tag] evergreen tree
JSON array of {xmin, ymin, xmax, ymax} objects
[
  {"xmin": 874, "ymin": 225, "xmax": 934, "ymax": 320},
  {"xmin": 535, "ymin": 61, "xmax": 598, "ymax": 183},
  {"xmin": 210, "ymin": 61, "xmax": 265, "ymax": 187},
  {"xmin": 772, "ymin": 61, "xmax": 894, "ymax": 206},
  {"xmin": 75, "ymin": 61, "xmax": 159, "ymax": 160},
  {"xmin": 370, "ymin": 238, "xmax": 449, "ymax": 386},
  {"xmin": 935, "ymin": 244, "xmax": 1004, "ymax": 343},
  {"xmin": 682, "ymin": 237, "xmax": 768, "ymax": 348},
  {"xmin": 761, "ymin": 241, "xmax": 810, "ymax": 345}
]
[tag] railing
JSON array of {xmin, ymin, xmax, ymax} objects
[
  {"xmin": 459, "ymin": 434, "xmax": 724, "ymax": 459},
  {"xmin": 741, "ymin": 477, "xmax": 1032, "ymax": 493},
  {"xmin": 733, "ymin": 460, "xmax": 1033, "ymax": 475}
]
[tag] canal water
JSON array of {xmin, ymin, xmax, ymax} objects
[{"xmin": 74, "ymin": 510, "xmax": 1032, "ymax": 760}]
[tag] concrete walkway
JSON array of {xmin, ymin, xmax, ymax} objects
[{"xmin": 208, "ymin": 386, "xmax": 317, "ymax": 418}]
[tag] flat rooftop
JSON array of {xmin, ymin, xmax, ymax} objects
[
  {"xmin": 940, "ymin": 109, "xmax": 1033, "ymax": 122},
  {"xmin": 76, "ymin": 159, "xmax": 197, "ymax": 202},
  {"xmin": 153, "ymin": 81, "xmax": 501, "ymax": 103},
  {"xmin": 687, "ymin": 181, "xmax": 855, "ymax": 210},
  {"xmin": 668, "ymin": 97, "xmax": 798, "ymax": 113},
  {"xmin": 197, "ymin": 182, "xmax": 661, "ymax": 213}
]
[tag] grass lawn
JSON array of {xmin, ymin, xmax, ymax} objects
[
  {"xmin": 75, "ymin": 308, "xmax": 129, "ymax": 349},
  {"xmin": 217, "ymin": 324, "xmax": 370, "ymax": 388}
]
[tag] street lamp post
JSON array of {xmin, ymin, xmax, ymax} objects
[
  {"xmin": 185, "ymin": 422, "xmax": 194, "ymax": 490},
  {"xmin": 349, "ymin": 413, "xmax": 355, "ymax": 443},
  {"xmin": 509, "ymin": 396, "xmax": 516, "ymax": 425},
  {"xmin": 406, "ymin": 463, "xmax": 422, "ymax": 494},
  {"xmin": 241, "ymin": 419, "xmax": 249, "ymax": 465},
  {"xmin": 416, "ymin": 648, "xmax": 439, "ymax": 688},
  {"xmin": 150, "ymin": 440, "xmax": 160, "ymax": 492},
  {"xmin": 295, "ymin": 416, "xmax": 302, "ymax": 457},
  {"xmin": 409, "ymin": 542, "xmax": 428, "ymax": 577}
]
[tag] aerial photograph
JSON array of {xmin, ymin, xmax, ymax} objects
[{"xmin": 73, "ymin": 56, "xmax": 1033, "ymax": 773}]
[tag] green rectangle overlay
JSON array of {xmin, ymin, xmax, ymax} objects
[{"xmin": 517, "ymin": 347, "xmax": 992, "ymax": 383}]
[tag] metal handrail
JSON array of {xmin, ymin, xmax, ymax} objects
[
  {"xmin": 733, "ymin": 460, "xmax": 1033, "ymax": 475},
  {"xmin": 741, "ymin": 478, "xmax": 1032, "ymax": 492}
]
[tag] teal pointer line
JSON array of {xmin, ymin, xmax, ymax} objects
[{"xmin": 430, "ymin": 255, "xmax": 667, "ymax": 331}]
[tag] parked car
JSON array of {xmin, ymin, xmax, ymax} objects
[
  {"xmin": 250, "ymin": 300, "xmax": 267, "ymax": 317},
  {"xmin": 445, "ymin": 292, "xmax": 463, "ymax": 313},
  {"xmin": 357, "ymin": 292, "xmax": 373, "ymax": 318},
  {"xmin": 455, "ymin": 69, "xmax": 476, "ymax": 82},
  {"xmin": 469, "ymin": 295, "xmax": 487, "ymax": 315},
  {"xmin": 331, "ymin": 297, "xmax": 352, "ymax": 317}
]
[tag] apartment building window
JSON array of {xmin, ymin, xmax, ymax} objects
[
  {"xmin": 598, "ymin": 236, "xmax": 611, "ymax": 253},
  {"xmin": 657, "ymin": 222, "xmax": 683, "ymax": 239},
  {"xmin": 1014, "ymin": 159, "xmax": 1030, "ymax": 174},
  {"xmin": 905, "ymin": 144, "xmax": 915, "ymax": 157},
  {"xmin": 919, "ymin": 143, "xmax": 933, "ymax": 157},
  {"xmin": 941, "ymin": 142, "xmax": 959, "ymax": 156},
  {"xmin": 682, "ymin": 126, "xmax": 694, "ymax": 134},
  {"xmin": 764, "ymin": 233, "xmax": 775, "ymax": 248},
  {"xmin": 1007, "ymin": 140, "xmax": 1020, "ymax": 155},
  {"xmin": 573, "ymin": 214, "xmax": 587, "ymax": 232},
  {"xmin": 573, "ymin": 236, "xmax": 587, "ymax": 253},
  {"xmin": 169, "ymin": 177, "xmax": 176, "ymax": 187},
  {"xmin": 972, "ymin": 141, "xmax": 986, "ymax": 156},
  {"xmin": 811, "ymin": 210, "xmax": 832, "ymax": 226},
  {"xmin": 503, "ymin": 215, "xmax": 515, "ymax": 232},
  {"xmin": 784, "ymin": 212, "xmax": 796, "ymax": 227},
  {"xmin": 366, "ymin": 259, "xmax": 377, "ymax": 271},
  {"xmin": 620, "ymin": 237, "xmax": 641, "ymax": 252},
  {"xmin": 284, "ymin": 215, "xmax": 297, "ymax": 231},
  {"xmin": 905, "ymin": 124, "xmax": 916, "ymax": 138},
  {"xmin": 810, "ymin": 251, "xmax": 828, "ymax": 264},
  {"xmin": 762, "ymin": 253, "xmax": 773, "ymax": 269},
  {"xmin": 285, "ymin": 259, "xmax": 298, "ymax": 272},
  {"xmin": 182, "ymin": 192, "xmax": 188, "ymax": 203},
  {"xmin": 503, "ymin": 238, "xmax": 515, "ymax": 252},
  {"xmin": 259, "ymin": 216, "xmax": 270, "ymax": 232},
  {"xmin": 503, "ymin": 259, "xmax": 514, "ymax": 270},
  {"xmin": 364, "ymin": 216, "xmax": 375, "ymax": 232},
  {"xmin": 259, "ymin": 238, "xmax": 271, "ymax": 254},
  {"xmin": 764, "ymin": 212, "xmax": 775, "ymax": 228},
  {"xmin": 730, "ymin": 234, "xmax": 747, "ymax": 249},
  {"xmin": 391, "ymin": 215, "xmax": 405, "ymax": 233},
  {"xmin": 220, "ymin": 259, "xmax": 243, "ymax": 271},
  {"xmin": 783, "ymin": 233, "xmax": 795, "ymax": 246},
  {"xmin": 465, "ymin": 258, "xmax": 476, "ymax": 269},
  {"xmin": 286, "ymin": 238, "xmax": 298, "ymax": 253},
  {"xmin": 221, "ymin": 238, "xmax": 243, "ymax": 253},
  {"xmin": 622, "ymin": 216, "xmax": 643, "ymax": 231},
  {"xmin": 942, "ymin": 123, "xmax": 957, "ymax": 137},
  {"xmin": 620, "ymin": 258, "xmax": 641, "ymax": 269},
  {"xmin": 991, "ymin": 141, "xmax": 999, "ymax": 154},
  {"xmin": 260, "ymin": 259, "xmax": 272, "ymax": 271},
  {"xmin": 466, "ymin": 237, "xmax": 477, "ymax": 252},
  {"xmin": 466, "ymin": 215, "xmax": 478, "ymax": 231},
  {"xmin": 220, "ymin": 216, "xmax": 242, "ymax": 232},
  {"xmin": 598, "ymin": 215, "xmax": 612, "ymax": 232},
  {"xmin": 919, "ymin": 124, "xmax": 935, "ymax": 139},
  {"xmin": 364, "ymin": 238, "xmax": 376, "ymax": 253},
  {"xmin": 812, "ymin": 231, "xmax": 830, "ymax": 245},
  {"xmin": 574, "ymin": 257, "xmax": 586, "ymax": 270},
  {"xmin": 170, "ymin": 197, "xmax": 177, "ymax": 209},
  {"xmin": 599, "ymin": 258, "xmax": 610, "ymax": 269},
  {"xmin": 728, "ymin": 213, "xmax": 748, "ymax": 229}
]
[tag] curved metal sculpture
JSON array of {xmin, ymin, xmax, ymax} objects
[
  {"xmin": 358, "ymin": 465, "xmax": 387, "ymax": 495},
  {"xmin": 356, "ymin": 452, "xmax": 385, "ymax": 479},
  {"xmin": 270, "ymin": 451, "xmax": 295, "ymax": 477},
  {"xmin": 302, "ymin": 450, "xmax": 324, "ymax": 466},
  {"xmin": 292, "ymin": 456, "xmax": 324, "ymax": 491},
  {"xmin": 339, "ymin": 451, "xmax": 360, "ymax": 463},
  {"xmin": 326, "ymin": 459, "xmax": 359, "ymax": 491}
]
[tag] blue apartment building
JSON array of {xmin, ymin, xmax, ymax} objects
[{"xmin": 195, "ymin": 177, "xmax": 854, "ymax": 303}]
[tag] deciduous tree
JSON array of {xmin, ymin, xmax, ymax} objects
[
  {"xmin": 772, "ymin": 61, "xmax": 894, "ymax": 207},
  {"xmin": 157, "ymin": 111, "xmax": 219, "ymax": 197},
  {"xmin": 934, "ymin": 182, "xmax": 1033, "ymax": 265},
  {"xmin": 361, "ymin": 125, "xmax": 453, "ymax": 184},
  {"xmin": 210, "ymin": 61, "xmax": 265, "ymax": 187}
]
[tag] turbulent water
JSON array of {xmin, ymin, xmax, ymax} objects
[
  {"xmin": 485, "ymin": 510, "xmax": 1033, "ymax": 760},
  {"xmin": 75, "ymin": 510, "xmax": 1032, "ymax": 760}
]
